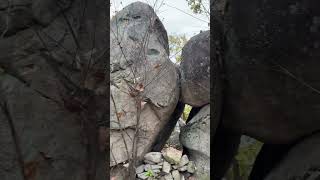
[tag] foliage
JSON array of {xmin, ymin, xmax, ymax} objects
[
  {"xmin": 145, "ymin": 169, "xmax": 155, "ymax": 177},
  {"xmin": 168, "ymin": 34, "xmax": 188, "ymax": 63},
  {"xmin": 182, "ymin": 104, "xmax": 192, "ymax": 121},
  {"xmin": 226, "ymin": 140, "xmax": 263, "ymax": 180},
  {"xmin": 186, "ymin": 0, "xmax": 210, "ymax": 15}
]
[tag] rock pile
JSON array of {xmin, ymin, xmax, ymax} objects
[{"xmin": 136, "ymin": 148, "xmax": 196, "ymax": 180}]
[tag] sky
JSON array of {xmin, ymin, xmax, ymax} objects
[{"xmin": 110, "ymin": 0, "xmax": 210, "ymax": 38}]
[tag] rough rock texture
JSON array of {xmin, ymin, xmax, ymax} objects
[
  {"xmin": 110, "ymin": 2, "xmax": 179, "ymax": 166},
  {"xmin": 180, "ymin": 104, "xmax": 210, "ymax": 179},
  {"xmin": 180, "ymin": 30, "xmax": 210, "ymax": 107},
  {"xmin": 264, "ymin": 132, "xmax": 320, "ymax": 180},
  {"xmin": 0, "ymin": 0, "xmax": 107, "ymax": 180},
  {"xmin": 222, "ymin": 0, "xmax": 320, "ymax": 144}
]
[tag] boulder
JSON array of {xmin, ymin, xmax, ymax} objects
[
  {"xmin": 222, "ymin": 0, "xmax": 320, "ymax": 144},
  {"xmin": 110, "ymin": 2, "xmax": 179, "ymax": 166},
  {"xmin": 180, "ymin": 30, "xmax": 210, "ymax": 107},
  {"xmin": 180, "ymin": 104, "xmax": 210, "ymax": 179},
  {"xmin": 264, "ymin": 132, "xmax": 320, "ymax": 180}
]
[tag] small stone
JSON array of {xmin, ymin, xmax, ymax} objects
[
  {"xmin": 162, "ymin": 147, "xmax": 182, "ymax": 165},
  {"xmin": 144, "ymin": 159, "xmax": 156, "ymax": 165},
  {"xmin": 171, "ymin": 170, "xmax": 181, "ymax": 180},
  {"xmin": 123, "ymin": 163, "xmax": 129, "ymax": 168},
  {"xmin": 157, "ymin": 162, "xmax": 164, "ymax": 166},
  {"xmin": 137, "ymin": 172, "xmax": 148, "ymax": 180},
  {"xmin": 162, "ymin": 161, "xmax": 171, "ymax": 174},
  {"xmin": 181, "ymin": 175, "xmax": 185, "ymax": 180},
  {"xmin": 152, "ymin": 169, "xmax": 160, "ymax": 173},
  {"xmin": 187, "ymin": 161, "xmax": 196, "ymax": 174},
  {"xmin": 144, "ymin": 164, "xmax": 152, "ymax": 171},
  {"xmin": 178, "ymin": 155, "xmax": 189, "ymax": 167},
  {"xmin": 136, "ymin": 165, "xmax": 144, "ymax": 174},
  {"xmin": 172, "ymin": 165, "xmax": 178, "ymax": 169},
  {"xmin": 151, "ymin": 165, "xmax": 162, "ymax": 170},
  {"xmin": 178, "ymin": 165, "xmax": 187, "ymax": 172},
  {"xmin": 161, "ymin": 173, "xmax": 173, "ymax": 180},
  {"xmin": 144, "ymin": 152, "xmax": 162, "ymax": 163}
]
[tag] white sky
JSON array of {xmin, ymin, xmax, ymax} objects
[{"xmin": 110, "ymin": 0, "xmax": 210, "ymax": 38}]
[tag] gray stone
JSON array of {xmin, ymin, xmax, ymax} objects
[
  {"xmin": 187, "ymin": 161, "xmax": 196, "ymax": 174},
  {"xmin": 180, "ymin": 30, "xmax": 210, "ymax": 107},
  {"xmin": 161, "ymin": 173, "xmax": 173, "ymax": 180},
  {"xmin": 180, "ymin": 105, "xmax": 210, "ymax": 177},
  {"xmin": 144, "ymin": 164, "xmax": 152, "ymax": 171},
  {"xmin": 178, "ymin": 166, "xmax": 188, "ymax": 172},
  {"xmin": 136, "ymin": 165, "xmax": 145, "ymax": 174},
  {"xmin": 144, "ymin": 152, "xmax": 163, "ymax": 164},
  {"xmin": 178, "ymin": 155, "xmax": 189, "ymax": 167},
  {"xmin": 162, "ymin": 147, "xmax": 182, "ymax": 165},
  {"xmin": 171, "ymin": 170, "xmax": 181, "ymax": 180},
  {"xmin": 151, "ymin": 165, "xmax": 162, "ymax": 170},
  {"xmin": 162, "ymin": 161, "xmax": 171, "ymax": 174},
  {"xmin": 137, "ymin": 172, "xmax": 149, "ymax": 180}
]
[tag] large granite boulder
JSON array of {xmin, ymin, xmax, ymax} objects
[
  {"xmin": 0, "ymin": 0, "xmax": 107, "ymax": 180},
  {"xmin": 110, "ymin": 2, "xmax": 179, "ymax": 166},
  {"xmin": 180, "ymin": 30, "xmax": 210, "ymax": 107}
]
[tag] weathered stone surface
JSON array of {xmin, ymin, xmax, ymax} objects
[
  {"xmin": 0, "ymin": 0, "xmax": 107, "ymax": 180},
  {"xmin": 162, "ymin": 147, "xmax": 182, "ymax": 165},
  {"xmin": 171, "ymin": 170, "xmax": 181, "ymax": 180},
  {"xmin": 264, "ymin": 132, "xmax": 320, "ymax": 180},
  {"xmin": 222, "ymin": 0, "xmax": 320, "ymax": 144},
  {"xmin": 110, "ymin": 2, "xmax": 179, "ymax": 166},
  {"xmin": 162, "ymin": 161, "xmax": 171, "ymax": 174},
  {"xmin": 136, "ymin": 165, "xmax": 145, "ymax": 174},
  {"xmin": 180, "ymin": 30, "xmax": 210, "ymax": 107},
  {"xmin": 180, "ymin": 105, "xmax": 210, "ymax": 178},
  {"xmin": 144, "ymin": 152, "xmax": 163, "ymax": 164},
  {"xmin": 179, "ymin": 155, "xmax": 189, "ymax": 167}
]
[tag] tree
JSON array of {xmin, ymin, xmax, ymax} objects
[
  {"xmin": 186, "ymin": 0, "xmax": 210, "ymax": 16},
  {"xmin": 168, "ymin": 34, "xmax": 188, "ymax": 63}
]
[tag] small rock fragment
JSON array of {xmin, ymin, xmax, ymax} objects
[
  {"xmin": 136, "ymin": 165, "xmax": 144, "ymax": 174},
  {"xmin": 151, "ymin": 165, "xmax": 162, "ymax": 170},
  {"xmin": 187, "ymin": 161, "xmax": 196, "ymax": 174},
  {"xmin": 161, "ymin": 173, "xmax": 173, "ymax": 180},
  {"xmin": 178, "ymin": 155, "xmax": 189, "ymax": 167},
  {"xmin": 144, "ymin": 152, "xmax": 163, "ymax": 163},
  {"xmin": 171, "ymin": 170, "xmax": 181, "ymax": 180},
  {"xmin": 137, "ymin": 172, "xmax": 148, "ymax": 180},
  {"xmin": 162, "ymin": 161, "xmax": 171, "ymax": 174},
  {"xmin": 144, "ymin": 164, "xmax": 152, "ymax": 171},
  {"xmin": 162, "ymin": 147, "xmax": 182, "ymax": 165},
  {"xmin": 178, "ymin": 165, "xmax": 188, "ymax": 172}
]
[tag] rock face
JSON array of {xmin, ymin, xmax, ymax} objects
[
  {"xmin": 110, "ymin": 2, "xmax": 179, "ymax": 166},
  {"xmin": 180, "ymin": 30, "xmax": 210, "ymax": 107},
  {"xmin": 0, "ymin": 0, "xmax": 107, "ymax": 180},
  {"xmin": 180, "ymin": 104, "xmax": 210, "ymax": 179},
  {"xmin": 222, "ymin": 0, "xmax": 320, "ymax": 144},
  {"xmin": 264, "ymin": 132, "xmax": 320, "ymax": 180}
]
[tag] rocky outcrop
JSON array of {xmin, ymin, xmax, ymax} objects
[
  {"xmin": 180, "ymin": 105, "xmax": 210, "ymax": 179},
  {"xmin": 110, "ymin": 2, "xmax": 179, "ymax": 166},
  {"xmin": 0, "ymin": 0, "xmax": 107, "ymax": 180},
  {"xmin": 180, "ymin": 30, "xmax": 210, "ymax": 107}
]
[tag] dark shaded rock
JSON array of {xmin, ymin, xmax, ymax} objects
[
  {"xmin": 180, "ymin": 30, "xmax": 210, "ymax": 107},
  {"xmin": 264, "ymin": 132, "xmax": 320, "ymax": 180},
  {"xmin": 222, "ymin": 0, "xmax": 320, "ymax": 144}
]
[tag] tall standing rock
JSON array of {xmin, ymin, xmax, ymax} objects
[
  {"xmin": 110, "ymin": 2, "xmax": 179, "ymax": 167},
  {"xmin": 180, "ymin": 30, "xmax": 210, "ymax": 107}
]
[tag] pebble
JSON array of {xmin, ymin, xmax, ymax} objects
[
  {"xmin": 171, "ymin": 170, "xmax": 180, "ymax": 180},
  {"xmin": 162, "ymin": 161, "xmax": 171, "ymax": 174},
  {"xmin": 144, "ymin": 152, "xmax": 163, "ymax": 163}
]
